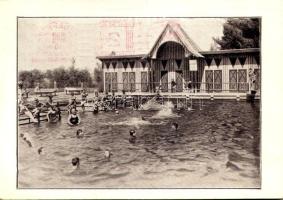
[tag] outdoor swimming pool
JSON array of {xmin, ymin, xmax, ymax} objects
[{"xmin": 18, "ymin": 100, "xmax": 260, "ymax": 188}]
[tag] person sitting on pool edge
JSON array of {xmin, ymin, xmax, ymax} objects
[
  {"xmin": 67, "ymin": 94, "xmax": 77, "ymax": 113},
  {"xmin": 32, "ymin": 98, "xmax": 45, "ymax": 119},
  {"xmin": 67, "ymin": 108, "xmax": 81, "ymax": 126},
  {"xmin": 18, "ymin": 98, "xmax": 38, "ymax": 123}
]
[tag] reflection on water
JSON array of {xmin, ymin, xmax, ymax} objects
[{"xmin": 18, "ymin": 100, "xmax": 260, "ymax": 188}]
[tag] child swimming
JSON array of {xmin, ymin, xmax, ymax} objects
[
  {"xmin": 67, "ymin": 108, "xmax": 81, "ymax": 126},
  {"xmin": 76, "ymin": 129, "xmax": 84, "ymax": 138}
]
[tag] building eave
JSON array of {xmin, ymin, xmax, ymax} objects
[
  {"xmin": 96, "ymin": 54, "xmax": 148, "ymax": 61},
  {"xmin": 200, "ymin": 48, "xmax": 260, "ymax": 55}
]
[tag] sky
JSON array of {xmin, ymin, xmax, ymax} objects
[{"xmin": 18, "ymin": 18, "xmax": 225, "ymax": 72}]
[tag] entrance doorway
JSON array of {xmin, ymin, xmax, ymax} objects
[
  {"xmin": 161, "ymin": 71, "xmax": 168, "ymax": 92},
  {"xmin": 175, "ymin": 70, "xmax": 183, "ymax": 92}
]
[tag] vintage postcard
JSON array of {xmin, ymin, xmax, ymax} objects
[
  {"xmin": 0, "ymin": 0, "xmax": 283, "ymax": 199},
  {"xmin": 17, "ymin": 17, "xmax": 261, "ymax": 188}
]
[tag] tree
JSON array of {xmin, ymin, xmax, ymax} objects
[
  {"xmin": 52, "ymin": 67, "xmax": 68, "ymax": 88},
  {"xmin": 19, "ymin": 69, "xmax": 44, "ymax": 88},
  {"xmin": 213, "ymin": 18, "xmax": 260, "ymax": 50},
  {"xmin": 19, "ymin": 66, "xmax": 94, "ymax": 88}
]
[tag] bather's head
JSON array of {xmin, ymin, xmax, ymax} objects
[
  {"xmin": 72, "ymin": 157, "xmax": 80, "ymax": 167},
  {"xmin": 70, "ymin": 108, "xmax": 77, "ymax": 115}
]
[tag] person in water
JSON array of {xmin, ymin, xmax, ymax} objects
[
  {"xmin": 76, "ymin": 129, "xmax": 84, "ymax": 138},
  {"xmin": 171, "ymin": 122, "xmax": 179, "ymax": 131},
  {"xmin": 81, "ymin": 90, "xmax": 88, "ymax": 111},
  {"xmin": 129, "ymin": 129, "xmax": 137, "ymax": 144},
  {"xmin": 104, "ymin": 148, "xmax": 112, "ymax": 161},
  {"xmin": 46, "ymin": 105, "xmax": 58, "ymax": 122},
  {"xmin": 67, "ymin": 108, "xmax": 81, "ymax": 126},
  {"xmin": 72, "ymin": 157, "xmax": 80, "ymax": 169}
]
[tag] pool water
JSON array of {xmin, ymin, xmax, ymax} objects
[{"xmin": 18, "ymin": 100, "xmax": 260, "ymax": 188}]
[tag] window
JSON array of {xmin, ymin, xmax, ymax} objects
[
  {"xmin": 229, "ymin": 69, "xmax": 248, "ymax": 92},
  {"xmin": 141, "ymin": 72, "xmax": 148, "ymax": 92},
  {"xmin": 214, "ymin": 70, "xmax": 222, "ymax": 92},
  {"xmin": 123, "ymin": 72, "xmax": 136, "ymax": 92},
  {"xmin": 105, "ymin": 72, "xmax": 117, "ymax": 92},
  {"xmin": 205, "ymin": 70, "xmax": 222, "ymax": 92},
  {"xmin": 205, "ymin": 70, "xmax": 213, "ymax": 92}
]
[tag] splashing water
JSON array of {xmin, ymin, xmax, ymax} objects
[
  {"xmin": 139, "ymin": 96, "xmax": 163, "ymax": 110},
  {"xmin": 152, "ymin": 101, "xmax": 179, "ymax": 118}
]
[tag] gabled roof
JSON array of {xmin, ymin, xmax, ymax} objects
[{"xmin": 148, "ymin": 22, "xmax": 203, "ymax": 58}]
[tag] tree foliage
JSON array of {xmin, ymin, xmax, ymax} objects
[
  {"xmin": 213, "ymin": 18, "xmax": 260, "ymax": 50},
  {"xmin": 19, "ymin": 66, "xmax": 93, "ymax": 88}
]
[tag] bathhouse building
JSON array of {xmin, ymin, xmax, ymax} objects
[{"xmin": 97, "ymin": 22, "xmax": 260, "ymax": 96}]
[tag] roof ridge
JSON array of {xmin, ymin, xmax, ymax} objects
[{"xmin": 175, "ymin": 23, "xmax": 202, "ymax": 51}]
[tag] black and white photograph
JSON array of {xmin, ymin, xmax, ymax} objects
[{"xmin": 17, "ymin": 17, "xmax": 261, "ymax": 188}]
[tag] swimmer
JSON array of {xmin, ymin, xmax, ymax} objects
[
  {"xmin": 171, "ymin": 122, "xmax": 179, "ymax": 131},
  {"xmin": 141, "ymin": 116, "xmax": 146, "ymax": 121},
  {"xmin": 93, "ymin": 101, "xmax": 99, "ymax": 114},
  {"xmin": 23, "ymin": 137, "xmax": 32, "ymax": 147},
  {"xmin": 38, "ymin": 147, "xmax": 43, "ymax": 154},
  {"xmin": 76, "ymin": 129, "xmax": 84, "ymax": 138},
  {"xmin": 104, "ymin": 149, "xmax": 112, "ymax": 161},
  {"xmin": 115, "ymin": 110, "xmax": 119, "ymax": 114},
  {"xmin": 129, "ymin": 129, "xmax": 137, "ymax": 144},
  {"xmin": 67, "ymin": 108, "xmax": 81, "ymax": 126},
  {"xmin": 81, "ymin": 90, "xmax": 88, "ymax": 111},
  {"xmin": 71, "ymin": 157, "xmax": 80, "ymax": 169},
  {"xmin": 209, "ymin": 133, "xmax": 216, "ymax": 143}
]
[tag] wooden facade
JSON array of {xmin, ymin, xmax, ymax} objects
[{"xmin": 97, "ymin": 23, "xmax": 260, "ymax": 94}]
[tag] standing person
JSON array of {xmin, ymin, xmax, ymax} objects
[
  {"xmin": 110, "ymin": 90, "xmax": 117, "ymax": 109},
  {"xmin": 121, "ymin": 90, "xmax": 127, "ymax": 108},
  {"xmin": 171, "ymin": 79, "xmax": 176, "ymax": 93},
  {"xmin": 187, "ymin": 80, "xmax": 192, "ymax": 93},
  {"xmin": 81, "ymin": 89, "xmax": 88, "ymax": 111},
  {"xmin": 46, "ymin": 95, "xmax": 54, "ymax": 107},
  {"xmin": 248, "ymin": 68, "xmax": 257, "ymax": 94}
]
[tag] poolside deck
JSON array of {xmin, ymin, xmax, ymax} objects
[{"xmin": 22, "ymin": 91, "xmax": 260, "ymax": 103}]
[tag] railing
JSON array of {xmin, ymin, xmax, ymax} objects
[{"xmin": 104, "ymin": 81, "xmax": 259, "ymax": 93}]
